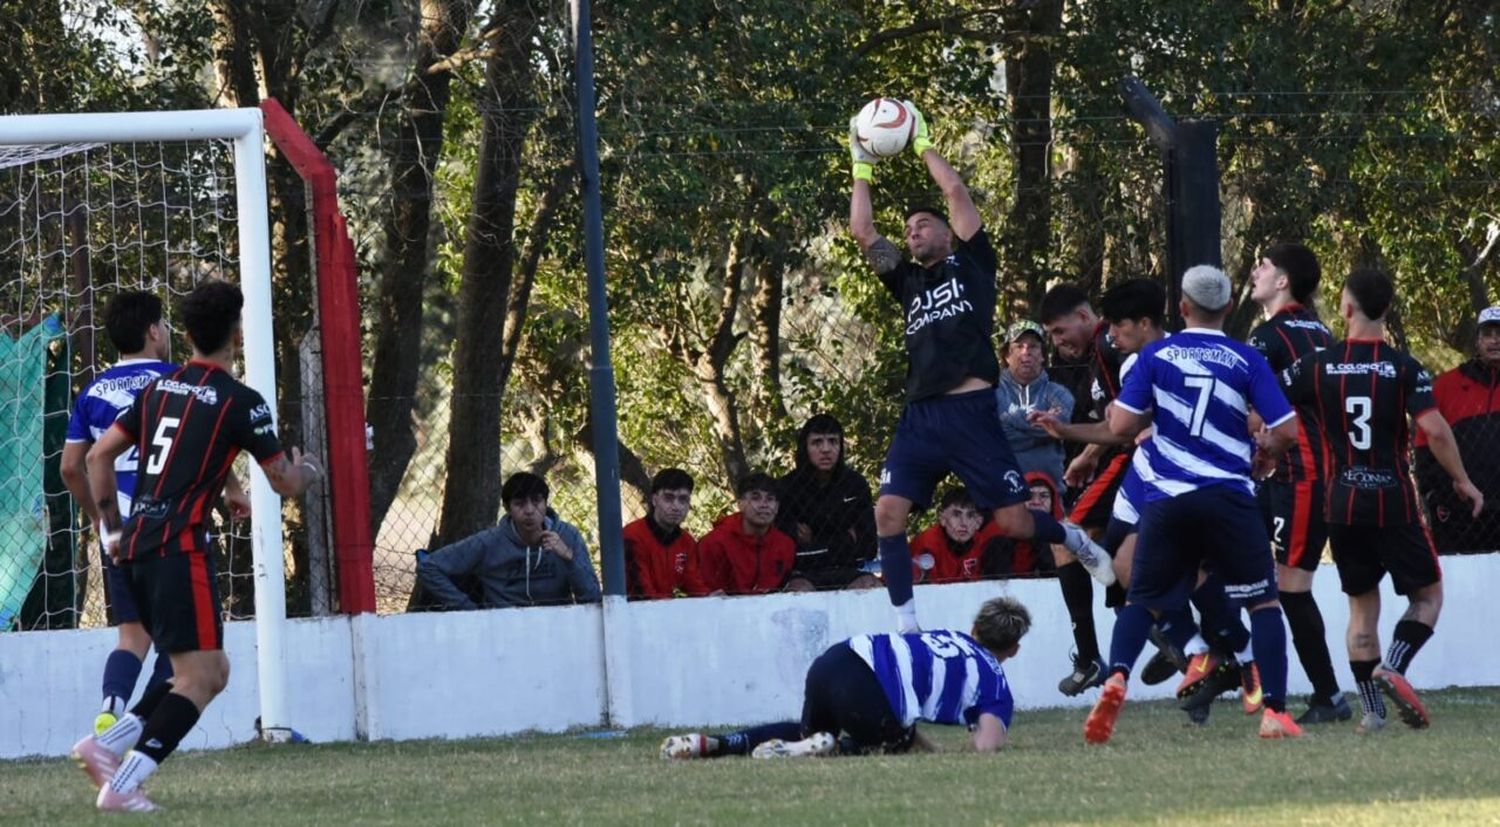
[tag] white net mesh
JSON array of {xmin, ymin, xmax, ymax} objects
[{"xmin": 0, "ymin": 138, "xmax": 256, "ymax": 631}]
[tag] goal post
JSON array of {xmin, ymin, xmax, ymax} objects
[{"xmin": 0, "ymin": 108, "xmax": 292, "ymax": 740}]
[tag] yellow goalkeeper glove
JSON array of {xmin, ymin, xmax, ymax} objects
[
  {"xmin": 849, "ymin": 116, "xmax": 878, "ymax": 182},
  {"xmin": 904, "ymin": 100, "xmax": 934, "ymax": 158}
]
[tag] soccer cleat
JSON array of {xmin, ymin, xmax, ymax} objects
[
  {"xmin": 1296, "ymin": 694, "xmax": 1354, "ymax": 725},
  {"xmin": 1084, "ymin": 673, "xmax": 1128, "ymax": 744},
  {"xmin": 1372, "ymin": 666, "xmax": 1430, "ymax": 729},
  {"xmin": 71, "ymin": 735, "xmax": 121, "ymax": 790},
  {"xmin": 1058, "ymin": 655, "xmax": 1106, "ymax": 696},
  {"xmin": 659, "ymin": 733, "xmax": 711, "ymax": 760},
  {"xmin": 1176, "ymin": 652, "xmax": 1223, "ymax": 699},
  {"xmin": 1239, "ymin": 661, "xmax": 1264, "ymax": 714},
  {"xmin": 96, "ymin": 785, "xmax": 160, "ymax": 813},
  {"xmin": 94, "ymin": 712, "xmax": 119, "ymax": 737},
  {"xmin": 1062, "ymin": 523, "xmax": 1116, "ymax": 586},
  {"xmin": 1141, "ymin": 649, "xmax": 1180, "ymax": 686},
  {"xmin": 1258, "ymin": 708, "xmax": 1305, "ymax": 739},
  {"xmin": 1179, "ymin": 657, "xmax": 1242, "ymax": 712},
  {"xmin": 1355, "ymin": 712, "xmax": 1387, "ymax": 735},
  {"xmin": 1184, "ymin": 704, "xmax": 1212, "ymax": 727},
  {"xmin": 751, "ymin": 732, "xmax": 836, "ymax": 759}
]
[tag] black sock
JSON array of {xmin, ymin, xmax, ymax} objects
[
  {"xmin": 1350, "ymin": 659, "xmax": 1386, "ymax": 719},
  {"xmin": 715, "ymin": 722, "xmax": 801, "ymax": 756},
  {"xmin": 1385, "ymin": 620, "xmax": 1434, "ymax": 675},
  {"xmin": 1280, "ymin": 590, "xmax": 1340, "ymax": 702},
  {"xmin": 128, "ymin": 677, "xmax": 174, "ymax": 720},
  {"xmin": 1057, "ymin": 562, "xmax": 1099, "ymax": 662},
  {"xmin": 134, "ymin": 692, "xmax": 201, "ymax": 764}
]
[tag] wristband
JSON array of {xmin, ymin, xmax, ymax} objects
[{"xmin": 852, "ymin": 161, "xmax": 873, "ymax": 182}]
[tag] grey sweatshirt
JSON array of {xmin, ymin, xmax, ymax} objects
[
  {"xmin": 416, "ymin": 513, "xmax": 602, "ymax": 610},
  {"xmin": 995, "ymin": 367, "xmax": 1074, "ymax": 487}
]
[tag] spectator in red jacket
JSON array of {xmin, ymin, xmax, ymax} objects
[
  {"xmin": 910, "ymin": 487, "xmax": 999, "ymax": 584},
  {"xmin": 1416, "ymin": 305, "xmax": 1500, "ymax": 553},
  {"xmin": 623, "ymin": 468, "xmax": 713, "ymax": 599},
  {"xmin": 697, "ymin": 473, "xmax": 798, "ymax": 595},
  {"xmin": 982, "ymin": 474, "xmax": 1063, "ymax": 577}
]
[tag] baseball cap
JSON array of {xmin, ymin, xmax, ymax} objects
[
  {"xmin": 1479, "ymin": 306, "xmax": 1500, "ymax": 328},
  {"xmin": 1005, "ymin": 319, "xmax": 1046, "ymax": 345},
  {"xmin": 1181, "ymin": 265, "xmax": 1232, "ymax": 312}
]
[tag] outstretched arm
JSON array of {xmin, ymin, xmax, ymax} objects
[{"xmin": 906, "ymin": 102, "xmax": 981, "ymax": 242}]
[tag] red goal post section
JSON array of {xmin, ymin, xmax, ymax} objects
[{"xmin": 259, "ymin": 98, "xmax": 376, "ymax": 615}]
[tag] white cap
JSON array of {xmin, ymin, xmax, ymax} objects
[
  {"xmin": 1181, "ymin": 265, "xmax": 1232, "ymax": 312},
  {"xmin": 1479, "ymin": 306, "xmax": 1500, "ymax": 328}
]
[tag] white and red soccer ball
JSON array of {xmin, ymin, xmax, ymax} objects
[{"xmin": 854, "ymin": 97, "xmax": 916, "ymax": 158}]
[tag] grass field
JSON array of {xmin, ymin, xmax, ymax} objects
[{"xmin": 6, "ymin": 687, "xmax": 1499, "ymax": 826}]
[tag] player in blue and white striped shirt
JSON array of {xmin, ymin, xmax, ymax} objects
[
  {"xmin": 660, "ymin": 597, "xmax": 1031, "ymax": 759},
  {"xmin": 1085, "ymin": 266, "xmax": 1305, "ymax": 743}
]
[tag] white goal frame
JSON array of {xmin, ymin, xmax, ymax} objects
[{"xmin": 0, "ymin": 109, "xmax": 291, "ymax": 740}]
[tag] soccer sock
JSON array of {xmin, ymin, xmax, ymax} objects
[
  {"xmin": 1280, "ymin": 590, "xmax": 1341, "ymax": 702},
  {"xmin": 129, "ymin": 676, "xmax": 175, "ymax": 721},
  {"xmin": 96, "ymin": 713, "xmax": 145, "ymax": 758},
  {"xmin": 1351, "ymin": 659, "xmax": 1386, "ymax": 719},
  {"xmin": 1107, "ymin": 603, "xmax": 1155, "ymax": 678},
  {"xmin": 878, "ymin": 534, "xmax": 913, "ymax": 608},
  {"xmin": 1384, "ymin": 620, "xmax": 1434, "ymax": 675},
  {"xmin": 1248, "ymin": 606, "xmax": 1288, "ymax": 713},
  {"xmin": 1027, "ymin": 509, "xmax": 1067, "ymax": 545},
  {"xmin": 1157, "ymin": 606, "xmax": 1200, "ymax": 652},
  {"xmin": 107, "ymin": 750, "xmax": 159, "ymax": 795},
  {"xmin": 1191, "ymin": 574, "xmax": 1250, "ymax": 654},
  {"xmin": 101, "ymin": 650, "xmax": 144, "ymax": 716},
  {"xmin": 1057, "ymin": 562, "xmax": 1100, "ymax": 663},
  {"xmin": 144, "ymin": 651, "xmax": 174, "ymax": 693},
  {"xmin": 716, "ymin": 722, "xmax": 803, "ymax": 755},
  {"xmin": 134, "ymin": 692, "xmax": 201, "ymax": 765}
]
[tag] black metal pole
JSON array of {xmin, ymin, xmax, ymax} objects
[{"xmin": 571, "ymin": 0, "xmax": 625, "ymax": 596}]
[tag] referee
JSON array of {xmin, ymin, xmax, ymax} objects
[{"xmin": 72, "ymin": 281, "xmax": 322, "ymax": 812}]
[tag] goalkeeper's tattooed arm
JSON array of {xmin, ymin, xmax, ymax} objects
[{"xmin": 864, "ymin": 237, "xmax": 902, "ymax": 275}]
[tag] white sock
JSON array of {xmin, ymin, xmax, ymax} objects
[
  {"xmin": 97, "ymin": 713, "xmax": 144, "ymax": 758},
  {"xmin": 1184, "ymin": 634, "xmax": 1209, "ymax": 656},
  {"xmin": 101, "ymin": 695, "xmax": 127, "ymax": 716},
  {"xmin": 895, "ymin": 601, "xmax": 919, "ymax": 634},
  {"xmin": 1236, "ymin": 643, "xmax": 1254, "ymax": 665},
  {"xmin": 108, "ymin": 750, "xmax": 159, "ymax": 794}
]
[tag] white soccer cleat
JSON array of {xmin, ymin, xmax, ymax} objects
[
  {"xmin": 751, "ymin": 732, "xmax": 836, "ymax": 759},
  {"xmin": 96, "ymin": 785, "xmax": 160, "ymax": 813},
  {"xmin": 659, "ymin": 733, "xmax": 710, "ymax": 760},
  {"xmin": 71, "ymin": 735, "xmax": 121, "ymax": 790},
  {"xmin": 1062, "ymin": 522, "xmax": 1116, "ymax": 586}
]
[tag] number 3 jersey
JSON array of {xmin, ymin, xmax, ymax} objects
[
  {"xmin": 65, "ymin": 358, "xmax": 177, "ymax": 512},
  {"xmin": 846, "ymin": 629, "xmax": 1014, "ymax": 729},
  {"xmin": 1282, "ymin": 339, "xmax": 1436, "ymax": 526},
  {"xmin": 111, "ymin": 360, "xmax": 285, "ymax": 562}
]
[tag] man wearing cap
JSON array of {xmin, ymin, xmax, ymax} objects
[
  {"xmin": 1085, "ymin": 265, "xmax": 1306, "ymax": 743},
  {"xmin": 996, "ymin": 319, "xmax": 1075, "ymax": 491},
  {"xmin": 847, "ymin": 100, "xmax": 1109, "ymax": 635},
  {"xmin": 1415, "ymin": 305, "xmax": 1500, "ymax": 554}
]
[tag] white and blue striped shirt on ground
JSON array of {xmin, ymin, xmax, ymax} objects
[
  {"xmin": 846, "ymin": 630, "xmax": 1014, "ymax": 729},
  {"xmin": 1114, "ymin": 329, "xmax": 1294, "ymax": 502}
]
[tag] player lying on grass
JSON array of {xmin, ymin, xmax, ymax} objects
[{"xmin": 660, "ymin": 597, "xmax": 1031, "ymax": 759}]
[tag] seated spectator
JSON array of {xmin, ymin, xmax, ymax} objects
[
  {"xmin": 697, "ymin": 473, "xmax": 798, "ymax": 595},
  {"xmin": 981, "ymin": 474, "xmax": 1062, "ymax": 578},
  {"xmin": 1416, "ymin": 305, "xmax": 1500, "ymax": 553},
  {"xmin": 995, "ymin": 319, "xmax": 1074, "ymax": 490},
  {"xmin": 622, "ymin": 468, "xmax": 713, "ymax": 599},
  {"xmin": 777, "ymin": 414, "xmax": 879, "ymax": 591},
  {"xmin": 416, "ymin": 472, "xmax": 601, "ymax": 609},
  {"xmin": 910, "ymin": 486, "xmax": 1001, "ymax": 584}
]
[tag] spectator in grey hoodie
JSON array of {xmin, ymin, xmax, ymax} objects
[
  {"xmin": 417, "ymin": 472, "xmax": 601, "ymax": 610},
  {"xmin": 995, "ymin": 320, "xmax": 1074, "ymax": 489}
]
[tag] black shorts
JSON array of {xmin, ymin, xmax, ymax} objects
[
  {"xmin": 1259, "ymin": 479, "xmax": 1328, "ymax": 571},
  {"xmin": 102, "ymin": 548, "xmax": 141, "ymax": 626},
  {"xmin": 880, "ymin": 390, "xmax": 1030, "ymax": 512},
  {"xmin": 123, "ymin": 551, "xmax": 224, "ymax": 653},
  {"xmin": 801, "ymin": 642, "xmax": 914, "ymax": 753},
  {"xmin": 789, "ymin": 566, "xmax": 869, "ymax": 591},
  {"xmin": 1328, "ymin": 522, "xmax": 1442, "ymax": 597},
  {"xmin": 1068, "ymin": 453, "xmax": 1131, "ymax": 530}
]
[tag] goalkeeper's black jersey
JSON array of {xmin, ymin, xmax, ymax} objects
[{"xmin": 112, "ymin": 360, "xmax": 284, "ymax": 561}]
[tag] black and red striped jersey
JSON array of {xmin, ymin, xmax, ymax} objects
[
  {"xmin": 1282, "ymin": 339, "xmax": 1437, "ymax": 526},
  {"xmin": 111, "ymin": 360, "xmax": 285, "ymax": 561},
  {"xmin": 1247, "ymin": 303, "xmax": 1333, "ymax": 483}
]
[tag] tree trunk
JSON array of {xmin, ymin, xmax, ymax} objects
[
  {"xmin": 1002, "ymin": 0, "xmax": 1061, "ymax": 316},
  {"xmin": 749, "ymin": 250, "xmax": 786, "ymax": 422},
  {"xmin": 434, "ymin": 3, "xmax": 541, "ymax": 547},
  {"xmin": 367, "ymin": 0, "xmax": 477, "ymax": 536}
]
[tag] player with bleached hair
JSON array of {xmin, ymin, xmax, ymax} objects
[{"xmin": 660, "ymin": 596, "xmax": 1032, "ymax": 758}]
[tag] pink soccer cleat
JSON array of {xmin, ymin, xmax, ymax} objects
[
  {"xmin": 96, "ymin": 785, "xmax": 160, "ymax": 813},
  {"xmin": 71, "ymin": 735, "xmax": 120, "ymax": 790}
]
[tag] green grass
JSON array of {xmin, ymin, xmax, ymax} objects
[{"xmin": 6, "ymin": 688, "xmax": 1500, "ymax": 826}]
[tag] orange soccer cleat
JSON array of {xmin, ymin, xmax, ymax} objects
[{"xmin": 1084, "ymin": 672, "xmax": 1129, "ymax": 745}]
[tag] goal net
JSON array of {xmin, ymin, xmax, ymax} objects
[{"xmin": 0, "ymin": 110, "xmax": 292, "ymax": 735}]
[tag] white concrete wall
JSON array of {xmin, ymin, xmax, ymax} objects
[{"xmin": 4, "ymin": 555, "xmax": 1498, "ymax": 759}]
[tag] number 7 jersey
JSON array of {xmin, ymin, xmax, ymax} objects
[
  {"xmin": 111, "ymin": 360, "xmax": 286, "ymax": 562},
  {"xmin": 1282, "ymin": 339, "xmax": 1436, "ymax": 526}
]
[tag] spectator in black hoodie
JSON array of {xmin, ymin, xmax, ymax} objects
[{"xmin": 778, "ymin": 414, "xmax": 880, "ymax": 591}]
